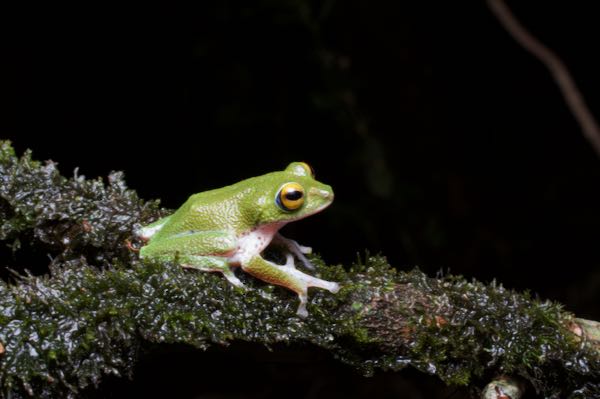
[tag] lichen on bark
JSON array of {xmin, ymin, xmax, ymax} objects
[{"xmin": 0, "ymin": 141, "xmax": 599, "ymax": 398}]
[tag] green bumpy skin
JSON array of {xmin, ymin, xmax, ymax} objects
[{"xmin": 138, "ymin": 162, "xmax": 339, "ymax": 317}]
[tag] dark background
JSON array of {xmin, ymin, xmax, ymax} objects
[{"xmin": 2, "ymin": 2, "xmax": 600, "ymax": 398}]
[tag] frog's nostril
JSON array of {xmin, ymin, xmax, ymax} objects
[{"xmin": 309, "ymin": 188, "xmax": 333, "ymax": 199}]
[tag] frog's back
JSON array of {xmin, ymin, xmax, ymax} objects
[{"xmin": 151, "ymin": 178, "xmax": 258, "ymax": 240}]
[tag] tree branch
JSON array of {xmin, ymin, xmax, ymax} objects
[
  {"xmin": 487, "ymin": 0, "xmax": 600, "ymax": 158},
  {"xmin": 1, "ymin": 141, "xmax": 599, "ymax": 398}
]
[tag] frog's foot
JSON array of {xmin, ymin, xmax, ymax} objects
[
  {"xmin": 272, "ymin": 233, "xmax": 315, "ymax": 271},
  {"xmin": 293, "ymin": 272, "xmax": 340, "ymax": 318},
  {"xmin": 180, "ymin": 255, "xmax": 244, "ymax": 288},
  {"xmin": 241, "ymin": 255, "xmax": 339, "ymax": 318}
]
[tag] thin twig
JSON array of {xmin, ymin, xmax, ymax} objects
[{"xmin": 487, "ymin": 0, "xmax": 600, "ymax": 157}]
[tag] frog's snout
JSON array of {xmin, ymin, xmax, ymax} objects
[{"xmin": 309, "ymin": 187, "xmax": 333, "ymax": 200}]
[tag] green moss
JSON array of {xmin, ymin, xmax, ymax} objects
[
  {"xmin": 0, "ymin": 141, "xmax": 16, "ymax": 163},
  {"xmin": 0, "ymin": 141, "xmax": 599, "ymax": 398}
]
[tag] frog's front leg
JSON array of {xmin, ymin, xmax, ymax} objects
[
  {"xmin": 271, "ymin": 233, "xmax": 315, "ymax": 271},
  {"xmin": 241, "ymin": 255, "xmax": 340, "ymax": 318}
]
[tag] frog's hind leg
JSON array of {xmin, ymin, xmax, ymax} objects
[
  {"xmin": 179, "ymin": 254, "xmax": 244, "ymax": 288},
  {"xmin": 241, "ymin": 255, "xmax": 339, "ymax": 318},
  {"xmin": 140, "ymin": 230, "xmax": 241, "ymax": 286}
]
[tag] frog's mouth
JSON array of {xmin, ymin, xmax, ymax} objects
[{"xmin": 288, "ymin": 188, "xmax": 334, "ymax": 221}]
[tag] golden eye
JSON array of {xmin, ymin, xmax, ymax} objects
[{"xmin": 276, "ymin": 182, "xmax": 305, "ymax": 211}]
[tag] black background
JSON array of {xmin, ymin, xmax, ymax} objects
[{"xmin": 2, "ymin": 2, "xmax": 600, "ymax": 398}]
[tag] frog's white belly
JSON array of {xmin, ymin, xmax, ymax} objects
[{"xmin": 228, "ymin": 223, "xmax": 284, "ymax": 265}]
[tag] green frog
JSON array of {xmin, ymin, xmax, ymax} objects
[{"xmin": 138, "ymin": 162, "xmax": 339, "ymax": 318}]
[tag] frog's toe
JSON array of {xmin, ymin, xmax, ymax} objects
[
  {"xmin": 304, "ymin": 275, "xmax": 339, "ymax": 293},
  {"xmin": 283, "ymin": 253, "xmax": 296, "ymax": 269},
  {"xmin": 327, "ymin": 281, "xmax": 340, "ymax": 294},
  {"xmin": 296, "ymin": 294, "xmax": 309, "ymax": 318},
  {"xmin": 298, "ymin": 245, "xmax": 312, "ymax": 255},
  {"xmin": 295, "ymin": 252, "xmax": 315, "ymax": 271},
  {"xmin": 223, "ymin": 272, "xmax": 245, "ymax": 288}
]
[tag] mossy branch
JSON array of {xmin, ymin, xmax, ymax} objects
[{"xmin": 1, "ymin": 141, "xmax": 599, "ymax": 398}]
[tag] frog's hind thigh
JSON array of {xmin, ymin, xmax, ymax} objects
[{"xmin": 179, "ymin": 254, "xmax": 244, "ymax": 288}]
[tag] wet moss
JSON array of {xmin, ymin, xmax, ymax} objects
[
  {"xmin": 0, "ymin": 140, "xmax": 166, "ymax": 276},
  {"xmin": 0, "ymin": 141, "xmax": 599, "ymax": 398}
]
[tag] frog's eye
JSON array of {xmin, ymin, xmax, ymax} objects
[
  {"xmin": 298, "ymin": 162, "xmax": 315, "ymax": 178},
  {"xmin": 286, "ymin": 162, "xmax": 315, "ymax": 178},
  {"xmin": 276, "ymin": 182, "xmax": 305, "ymax": 211}
]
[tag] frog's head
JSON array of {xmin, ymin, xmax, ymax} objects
[{"xmin": 255, "ymin": 162, "xmax": 334, "ymax": 225}]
